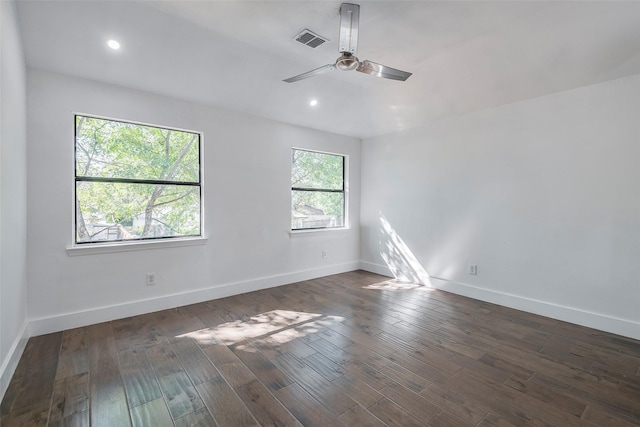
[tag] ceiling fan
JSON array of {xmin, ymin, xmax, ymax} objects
[{"xmin": 283, "ymin": 3, "xmax": 412, "ymax": 83}]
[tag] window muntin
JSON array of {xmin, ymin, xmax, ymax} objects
[
  {"xmin": 291, "ymin": 149, "xmax": 345, "ymax": 230},
  {"xmin": 75, "ymin": 115, "xmax": 201, "ymax": 244}
]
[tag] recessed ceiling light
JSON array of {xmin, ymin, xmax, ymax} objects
[
  {"xmin": 107, "ymin": 39, "xmax": 120, "ymax": 50},
  {"xmin": 309, "ymin": 99, "xmax": 318, "ymax": 107}
]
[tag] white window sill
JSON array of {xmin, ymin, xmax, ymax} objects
[
  {"xmin": 66, "ymin": 237, "xmax": 207, "ymax": 256},
  {"xmin": 289, "ymin": 227, "xmax": 350, "ymax": 238}
]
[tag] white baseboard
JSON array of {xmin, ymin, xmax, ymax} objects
[
  {"xmin": 359, "ymin": 261, "xmax": 640, "ymax": 340},
  {"xmin": 0, "ymin": 320, "xmax": 29, "ymax": 401},
  {"xmin": 29, "ymin": 261, "xmax": 361, "ymax": 337}
]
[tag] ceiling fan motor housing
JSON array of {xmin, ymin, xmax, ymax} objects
[{"xmin": 335, "ymin": 53, "xmax": 359, "ymax": 71}]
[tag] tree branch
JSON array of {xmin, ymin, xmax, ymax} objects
[{"xmin": 152, "ymin": 190, "xmax": 194, "ymax": 209}]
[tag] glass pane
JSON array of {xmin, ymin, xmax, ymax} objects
[
  {"xmin": 76, "ymin": 181, "xmax": 200, "ymax": 243},
  {"xmin": 75, "ymin": 116, "xmax": 199, "ymax": 182},
  {"xmin": 291, "ymin": 190, "xmax": 344, "ymax": 229},
  {"xmin": 291, "ymin": 149, "xmax": 343, "ymax": 190}
]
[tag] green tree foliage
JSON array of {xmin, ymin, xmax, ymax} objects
[
  {"xmin": 75, "ymin": 116, "xmax": 200, "ymax": 243},
  {"xmin": 291, "ymin": 149, "xmax": 344, "ymax": 229}
]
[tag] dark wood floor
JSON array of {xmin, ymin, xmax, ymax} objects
[{"xmin": 2, "ymin": 271, "xmax": 640, "ymax": 426}]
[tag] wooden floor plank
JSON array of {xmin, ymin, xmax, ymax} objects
[
  {"xmin": 234, "ymin": 379, "xmax": 303, "ymax": 427},
  {"xmin": 195, "ymin": 376, "xmax": 259, "ymax": 427},
  {"xmin": 477, "ymin": 413, "xmax": 519, "ymax": 427},
  {"xmin": 367, "ymin": 397, "xmax": 426, "ymax": 427},
  {"xmin": 2, "ymin": 271, "xmax": 639, "ymax": 427},
  {"xmin": 48, "ymin": 372, "xmax": 90, "ymax": 425},
  {"xmin": 271, "ymin": 352, "xmax": 357, "ymax": 415},
  {"xmin": 333, "ymin": 372, "xmax": 385, "ymax": 407},
  {"xmin": 429, "ymin": 410, "xmax": 475, "ymax": 427},
  {"xmin": 119, "ymin": 346, "xmax": 163, "ymax": 409},
  {"xmin": 130, "ymin": 398, "xmax": 174, "ymax": 427},
  {"xmin": 273, "ymin": 383, "xmax": 344, "ymax": 427},
  {"xmin": 173, "ymin": 408, "xmax": 218, "ymax": 427},
  {"xmin": 88, "ymin": 323, "xmax": 132, "ymax": 427},
  {"xmin": 153, "ymin": 363, "xmax": 205, "ymax": 420},
  {"xmin": 182, "ymin": 356, "xmax": 223, "ymax": 386},
  {"xmin": 216, "ymin": 360, "xmax": 257, "ymax": 389},
  {"xmin": 338, "ymin": 404, "xmax": 386, "ymax": 427},
  {"xmin": 55, "ymin": 328, "xmax": 90, "ymax": 380},
  {"xmin": 230, "ymin": 344, "xmax": 294, "ymax": 392},
  {"xmin": 581, "ymin": 405, "xmax": 640, "ymax": 427},
  {"xmin": 3, "ymin": 332, "xmax": 62, "ymax": 418},
  {"xmin": 302, "ymin": 351, "xmax": 346, "ymax": 381},
  {"xmin": 378, "ymin": 381, "xmax": 442, "ymax": 422},
  {"xmin": 0, "ymin": 400, "xmax": 50, "ymax": 426},
  {"xmin": 503, "ymin": 375, "xmax": 587, "ymax": 417},
  {"xmin": 379, "ymin": 360, "xmax": 432, "ymax": 393},
  {"xmin": 340, "ymin": 358, "xmax": 394, "ymax": 391},
  {"xmin": 418, "ymin": 381, "xmax": 488, "ymax": 425},
  {"xmin": 307, "ymin": 336, "xmax": 352, "ymax": 365}
]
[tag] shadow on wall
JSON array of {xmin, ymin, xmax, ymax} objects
[{"xmin": 379, "ymin": 213, "xmax": 432, "ymax": 286}]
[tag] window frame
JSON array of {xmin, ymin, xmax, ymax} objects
[
  {"xmin": 72, "ymin": 113, "xmax": 204, "ymax": 247},
  {"xmin": 291, "ymin": 148, "xmax": 347, "ymax": 232}
]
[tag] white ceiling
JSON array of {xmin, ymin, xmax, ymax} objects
[{"xmin": 16, "ymin": 0, "xmax": 640, "ymax": 139}]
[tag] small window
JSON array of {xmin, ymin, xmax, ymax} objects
[
  {"xmin": 291, "ymin": 149, "xmax": 345, "ymax": 230},
  {"xmin": 74, "ymin": 115, "xmax": 202, "ymax": 244}
]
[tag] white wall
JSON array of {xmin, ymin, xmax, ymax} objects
[
  {"xmin": 26, "ymin": 69, "xmax": 361, "ymax": 334},
  {"xmin": 0, "ymin": 0, "xmax": 29, "ymax": 398},
  {"xmin": 361, "ymin": 74, "xmax": 640, "ymax": 339}
]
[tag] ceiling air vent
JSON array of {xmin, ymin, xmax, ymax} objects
[{"xmin": 294, "ymin": 29, "xmax": 329, "ymax": 48}]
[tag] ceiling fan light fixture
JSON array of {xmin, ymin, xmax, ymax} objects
[{"xmin": 335, "ymin": 53, "xmax": 359, "ymax": 71}]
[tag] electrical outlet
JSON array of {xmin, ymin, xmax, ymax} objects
[
  {"xmin": 322, "ymin": 250, "xmax": 327, "ymax": 259},
  {"xmin": 146, "ymin": 273, "xmax": 156, "ymax": 286},
  {"xmin": 469, "ymin": 265, "xmax": 477, "ymax": 275}
]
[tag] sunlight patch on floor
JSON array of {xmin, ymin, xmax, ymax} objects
[
  {"xmin": 176, "ymin": 310, "xmax": 344, "ymax": 346},
  {"xmin": 363, "ymin": 279, "xmax": 435, "ymax": 291}
]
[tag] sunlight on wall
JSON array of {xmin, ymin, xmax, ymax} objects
[
  {"xmin": 177, "ymin": 310, "xmax": 344, "ymax": 346},
  {"xmin": 379, "ymin": 213, "xmax": 432, "ymax": 286}
]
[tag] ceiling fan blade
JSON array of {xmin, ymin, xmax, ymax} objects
[
  {"xmin": 283, "ymin": 64, "xmax": 336, "ymax": 83},
  {"xmin": 339, "ymin": 3, "xmax": 359, "ymax": 54},
  {"xmin": 356, "ymin": 60, "xmax": 412, "ymax": 81}
]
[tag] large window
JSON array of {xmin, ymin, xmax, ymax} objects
[
  {"xmin": 291, "ymin": 149, "xmax": 345, "ymax": 230},
  {"xmin": 74, "ymin": 115, "xmax": 201, "ymax": 244}
]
